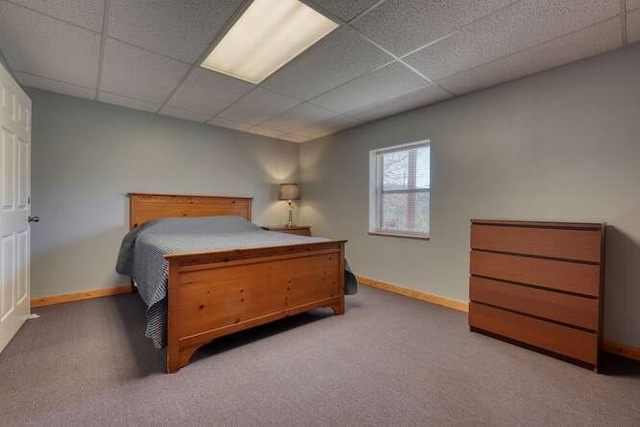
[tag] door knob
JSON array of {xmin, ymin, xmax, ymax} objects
[{"xmin": 28, "ymin": 216, "xmax": 40, "ymax": 223}]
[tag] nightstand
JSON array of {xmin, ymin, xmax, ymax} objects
[{"xmin": 261, "ymin": 225, "xmax": 311, "ymax": 236}]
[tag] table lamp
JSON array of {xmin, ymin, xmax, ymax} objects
[{"xmin": 278, "ymin": 183, "xmax": 300, "ymax": 227}]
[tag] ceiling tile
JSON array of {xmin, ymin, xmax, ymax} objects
[
  {"xmin": 352, "ymin": 0, "xmax": 517, "ymax": 57},
  {"xmin": 165, "ymin": 68, "xmax": 254, "ymax": 116},
  {"xmin": 0, "ymin": 1, "xmax": 100, "ymax": 88},
  {"xmin": 245, "ymin": 126, "xmax": 285, "ymax": 139},
  {"xmin": 15, "ymin": 72, "xmax": 96, "ymax": 100},
  {"xmin": 310, "ymin": 61, "xmax": 429, "ymax": 114},
  {"xmin": 261, "ymin": 26, "xmax": 393, "ymax": 100},
  {"xmin": 347, "ymin": 84, "xmax": 452, "ymax": 122},
  {"xmin": 279, "ymin": 133, "xmax": 312, "ymax": 143},
  {"xmin": 628, "ymin": 0, "xmax": 640, "ymax": 11},
  {"xmin": 404, "ymin": 0, "xmax": 620, "ymax": 80},
  {"xmin": 307, "ymin": 0, "xmax": 380, "ymax": 22},
  {"xmin": 217, "ymin": 88, "xmax": 301, "ymax": 125},
  {"xmin": 98, "ymin": 91, "xmax": 161, "ymax": 112},
  {"xmin": 629, "ymin": 9, "xmax": 640, "ymax": 43},
  {"xmin": 207, "ymin": 117, "xmax": 252, "ymax": 132},
  {"xmin": 437, "ymin": 17, "xmax": 622, "ymax": 95},
  {"xmin": 107, "ymin": 0, "xmax": 243, "ymax": 63},
  {"xmin": 10, "ymin": 0, "xmax": 105, "ymax": 32},
  {"xmin": 158, "ymin": 105, "xmax": 210, "ymax": 122},
  {"xmin": 296, "ymin": 115, "xmax": 362, "ymax": 139},
  {"xmin": 259, "ymin": 103, "xmax": 337, "ymax": 133},
  {"xmin": 100, "ymin": 38, "xmax": 189, "ymax": 103}
]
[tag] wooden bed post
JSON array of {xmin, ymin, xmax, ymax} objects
[
  {"xmin": 166, "ymin": 258, "xmax": 181, "ymax": 374},
  {"xmin": 331, "ymin": 254, "xmax": 346, "ymax": 315}
]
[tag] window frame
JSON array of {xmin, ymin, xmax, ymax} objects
[{"xmin": 368, "ymin": 140, "xmax": 431, "ymax": 240}]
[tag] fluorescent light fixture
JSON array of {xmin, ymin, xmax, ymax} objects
[{"xmin": 200, "ymin": 0, "xmax": 338, "ymax": 84}]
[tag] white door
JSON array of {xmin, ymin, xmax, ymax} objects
[{"xmin": 0, "ymin": 62, "xmax": 31, "ymax": 353}]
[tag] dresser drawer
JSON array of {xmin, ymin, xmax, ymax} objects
[
  {"xmin": 471, "ymin": 224, "xmax": 602, "ymax": 262},
  {"xmin": 470, "ymin": 276, "xmax": 599, "ymax": 331},
  {"xmin": 470, "ymin": 251, "xmax": 600, "ymax": 297},
  {"xmin": 469, "ymin": 302, "xmax": 598, "ymax": 365}
]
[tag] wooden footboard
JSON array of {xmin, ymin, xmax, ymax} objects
[{"xmin": 164, "ymin": 240, "xmax": 346, "ymax": 373}]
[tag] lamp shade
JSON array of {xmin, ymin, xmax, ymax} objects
[{"xmin": 279, "ymin": 183, "xmax": 300, "ymax": 200}]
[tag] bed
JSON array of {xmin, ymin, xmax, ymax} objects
[{"xmin": 116, "ymin": 193, "xmax": 352, "ymax": 373}]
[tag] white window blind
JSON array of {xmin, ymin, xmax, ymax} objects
[{"xmin": 369, "ymin": 141, "xmax": 430, "ymax": 237}]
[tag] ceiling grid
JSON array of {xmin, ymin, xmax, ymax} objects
[
  {"xmin": 94, "ymin": 0, "xmax": 111, "ymax": 99},
  {"xmin": 0, "ymin": 0, "xmax": 633, "ymax": 142}
]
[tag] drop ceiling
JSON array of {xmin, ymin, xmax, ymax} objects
[{"xmin": 0, "ymin": 0, "xmax": 637, "ymax": 143}]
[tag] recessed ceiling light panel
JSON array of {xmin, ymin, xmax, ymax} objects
[{"xmin": 201, "ymin": 0, "xmax": 338, "ymax": 84}]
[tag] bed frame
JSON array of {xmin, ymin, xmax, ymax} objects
[{"xmin": 128, "ymin": 193, "xmax": 346, "ymax": 373}]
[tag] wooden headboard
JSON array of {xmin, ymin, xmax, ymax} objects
[{"xmin": 128, "ymin": 193, "xmax": 253, "ymax": 229}]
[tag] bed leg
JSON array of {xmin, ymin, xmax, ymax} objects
[
  {"xmin": 330, "ymin": 296, "xmax": 345, "ymax": 315},
  {"xmin": 167, "ymin": 344, "xmax": 180, "ymax": 373},
  {"xmin": 167, "ymin": 343, "xmax": 200, "ymax": 373}
]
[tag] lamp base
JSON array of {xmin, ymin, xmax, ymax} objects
[{"xmin": 285, "ymin": 200, "xmax": 295, "ymax": 228}]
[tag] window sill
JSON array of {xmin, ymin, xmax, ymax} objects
[{"xmin": 368, "ymin": 231, "xmax": 430, "ymax": 240}]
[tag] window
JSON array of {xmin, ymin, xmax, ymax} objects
[{"xmin": 369, "ymin": 141, "xmax": 430, "ymax": 238}]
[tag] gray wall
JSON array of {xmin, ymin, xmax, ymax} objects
[
  {"xmin": 0, "ymin": 48, "xmax": 16, "ymax": 80},
  {"xmin": 29, "ymin": 89, "xmax": 300, "ymax": 298},
  {"xmin": 300, "ymin": 43, "xmax": 640, "ymax": 347},
  {"xmin": 0, "ymin": 48, "xmax": 9, "ymax": 69}
]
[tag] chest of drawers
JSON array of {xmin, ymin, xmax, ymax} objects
[{"xmin": 469, "ymin": 219, "xmax": 605, "ymax": 371}]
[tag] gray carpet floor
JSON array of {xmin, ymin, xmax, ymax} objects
[{"xmin": 1, "ymin": 285, "xmax": 639, "ymax": 426}]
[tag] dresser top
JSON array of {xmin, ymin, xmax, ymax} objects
[{"xmin": 471, "ymin": 219, "xmax": 604, "ymax": 231}]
